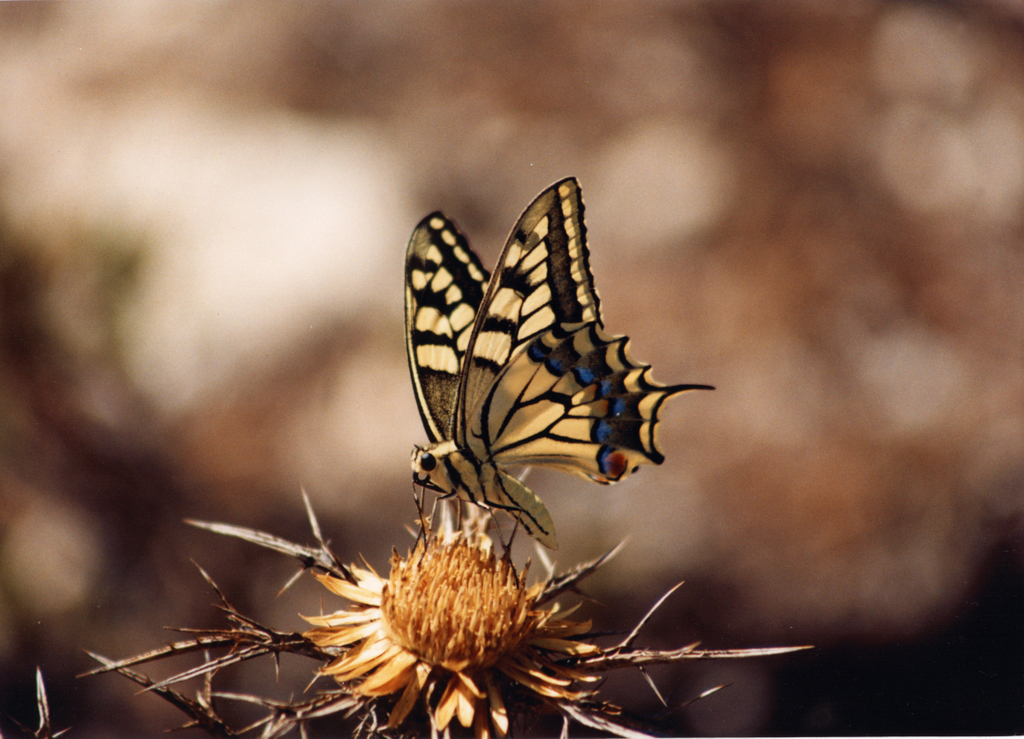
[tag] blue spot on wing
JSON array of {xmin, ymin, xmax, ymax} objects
[
  {"xmin": 574, "ymin": 366, "xmax": 595, "ymax": 385},
  {"xmin": 545, "ymin": 356, "xmax": 565, "ymax": 374},
  {"xmin": 608, "ymin": 397, "xmax": 626, "ymax": 416},
  {"xmin": 593, "ymin": 420, "xmax": 613, "ymax": 442}
]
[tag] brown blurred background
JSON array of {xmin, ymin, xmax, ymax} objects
[{"xmin": 0, "ymin": 1, "xmax": 1021, "ymax": 736}]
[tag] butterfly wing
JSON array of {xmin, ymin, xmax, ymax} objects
[
  {"xmin": 478, "ymin": 322, "xmax": 713, "ymax": 482},
  {"xmin": 454, "ymin": 177, "xmax": 599, "ymax": 444},
  {"xmin": 405, "ymin": 212, "xmax": 490, "ymax": 443},
  {"xmin": 456, "ymin": 177, "xmax": 713, "ymax": 482}
]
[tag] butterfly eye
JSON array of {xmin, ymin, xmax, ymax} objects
[{"xmin": 420, "ymin": 452, "xmax": 436, "ymax": 471}]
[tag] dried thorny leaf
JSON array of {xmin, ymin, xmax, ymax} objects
[
  {"xmin": 185, "ymin": 492, "xmax": 354, "ymax": 585},
  {"xmin": 536, "ymin": 539, "xmax": 626, "ymax": 604},
  {"xmin": 4, "ymin": 669, "xmax": 69, "ymax": 739},
  {"xmin": 581, "ymin": 644, "xmax": 811, "ymax": 672},
  {"xmin": 82, "ymin": 575, "xmax": 328, "ymax": 689},
  {"xmin": 84, "ymin": 653, "xmax": 237, "ymax": 737},
  {"xmin": 84, "ymin": 499, "xmax": 810, "ymax": 738}
]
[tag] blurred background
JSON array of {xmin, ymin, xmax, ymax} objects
[{"xmin": 0, "ymin": 1, "xmax": 1021, "ymax": 735}]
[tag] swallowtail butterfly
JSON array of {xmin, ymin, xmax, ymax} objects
[{"xmin": 405, "ymin": 178, "xmax": 712, "ymax": 549}]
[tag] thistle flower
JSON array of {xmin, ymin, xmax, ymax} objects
[
  {"xmin": 303, "ymin": 533, "xmax": 600, "ymax": 738},
  {"xmin": 84, "ymin": 498, "xmax": 809, "ymax": 738}
]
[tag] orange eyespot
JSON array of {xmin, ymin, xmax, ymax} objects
[{"xmin": 597, "ymin": 446, "xmax": 628, "ymax": 481}]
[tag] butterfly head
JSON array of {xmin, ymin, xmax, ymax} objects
[{"xmin": 411, "ymin": 444, "xmax": 456, "ymax": 495}]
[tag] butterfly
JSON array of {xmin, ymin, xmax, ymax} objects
[{"xmin": 405, "ymin": 177, "xmax": 712, "ymax": 549}]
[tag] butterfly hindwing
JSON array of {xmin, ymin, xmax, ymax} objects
[
  {"xmin": 471, "ymin": 322, "xmax": 711, "ymax": 484},
  {"xmin": 405, "ymin": 213, "xmax": 490, "ymax": 443}
]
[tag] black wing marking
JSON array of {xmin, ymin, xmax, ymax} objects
[
  {"xmin": 455, "ymin": 177, "xmax": 599, "ymax": 445},
  {"xmin": 404, "ymin": 212, "xmax": 490, "ymax": 443}
]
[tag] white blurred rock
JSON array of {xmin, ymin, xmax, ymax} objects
[
  {"xmin": 283, "ymin": 342, "xmax": 422, "ymax": 515},
  {"xmin": 113, "ymin": 106, "xmax": 410, "ymax": 414},
  {"xmin": 856, "ymin": 322, "xmax": 968, "ymax": 436},
  {"xmin": 0, "ymin": 499, "xmax": 102, "ymax": 617},
  {"xmin": 0, "ymin": 90, "xmax": 411, "ymax": 413},
  {"xmin": 870, "ymin": 5, "xmax": 1024, "ymax": 222},
  {"xmin": 876, "ymin": 99, "xmax": 1024, "ymax": 220},
  {"xmin": 590, "ymin": 120, "xmax": 737, "ymax": 253},
  {"xmin": 872, "ymin": 4, "xmax": 981, "ymax": 104}
]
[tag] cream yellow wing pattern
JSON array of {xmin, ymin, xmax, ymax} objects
[
  {"xmin": 405, "ymin": 211, "xmax": 490, "ymax": 444},
  {"xmin": 406, "ymin": 178, "xmax": 712, "ymax": 550}
]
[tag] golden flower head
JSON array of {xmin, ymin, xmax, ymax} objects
[
  {"xmin": 89, "ymin": 509, "xmax": 809, "ymax": 737},
  {"xmin": 303, "ymin": 533, "xmax": 599, "ymax": 738}
]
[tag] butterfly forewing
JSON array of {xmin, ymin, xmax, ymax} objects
[
  {"xmin": 455, "ymin": 178, "xmax": 599, "ymax": 444},
  {"xmin": 405, "ymin": 213, "xmax": 490, "ymax": 443}
]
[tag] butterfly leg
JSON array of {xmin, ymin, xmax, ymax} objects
[
  {"xmin": 411, "ymin": 484, "xmax": 429, "ymax": 549},
  {"xmin": 505, "ymin": 510, "xmax": 524, "ymax": 553},
  {"xmin": 487, "ymin": 507, "xmax": 512, "ymax": 551}
]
